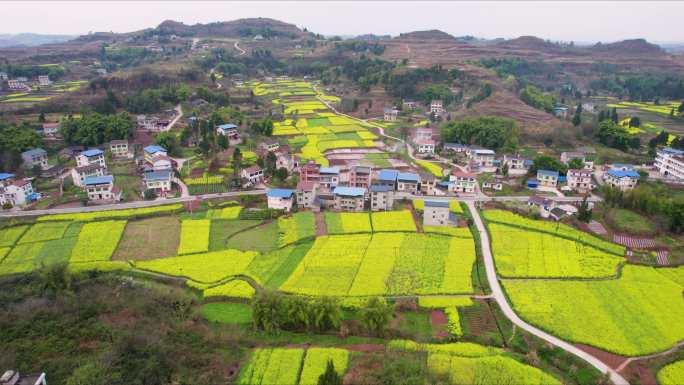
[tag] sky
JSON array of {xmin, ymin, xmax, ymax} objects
[{"xmin": 3, "ymin": 1, "xmax": 684, "ymax": 43}]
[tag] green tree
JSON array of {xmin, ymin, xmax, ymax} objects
[
  {"xmin": 318, "ymin": 360, "xmax": 343, "ymax": 385},
  {"xmin": 572, "ymin": 103, "xmax": 582, "ymax": 126},
  {"xmin": 532, "ymin": 155, "xmax": 567, "ymax": 174},
  {"xmin": 577, "ymin": 197, "xmax": 593, "ymax": 223},
  {"xmin": 567, "ymin": 157, "xmax": 585, "ymax": 170},
  {"xmin": 441, "ymin": 116, "xmax": 518, "ymax": 152},
  {"xmin": 360, "ymin": 297, "xmax": 393, "ymax": 337},
  {"xmin": 66, "ymin": 361, "xmax": 116, "ymax": 385}
]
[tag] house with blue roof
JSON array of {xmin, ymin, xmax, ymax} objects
[
  {"xmin": 376, "ymin": 169, "xmax": 399, "ymax": 190},
  {"xmin": 83, "ymin": 175, "xmax": 120, "ymax": 202},
  {"xmin": 319, "ymin": 167, "xmax": 340, "ymax": 189},
  {"xmin": 604, "ymin": 168, "xmax": 640, "ymax": 191},
  {"xmin": 76, "ymin": 148, "xmax": 106, "ymax": 169},
  {"xmin": 21, "ymin": 148, "xmax": 49, "ymax": 170},
  {"xmin": 397, "ymin": 172, "xmax": 421, "ymax": 194},
  {"xmin": 144, "ymin": 145, "xmax": 168, "ymax": 163},
  {"xmin": 143, "ymin": 169, "xmax": 173, "ymax": 195},
  {"xmin": 370, "ymin": 184, "xmax": 395, "ymax": 211},
  {"xmin": 333, "ymin": 186, "xmax": 367, "ymax": 211},
  {"xmin": 536, "ymin": 169, "xmax": 560, "ymax": 188},
  {"xmin": 0, "ymin": 173, "xmax": 16, "ymax": 187},
  {"xmin": 267, "ymin": 188, "xmax": 296, "ymax": 212},
  {"xmin": 0, "ymin": 177, "xmax": 35, "ymax": 207},
  {"xmin": 216, "ymin": 124, "xmax": 241, "ymax": 144}
]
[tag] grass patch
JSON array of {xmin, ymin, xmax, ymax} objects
[
  {"xmin": 201, "ymin": 302, "xmax": 252, "ymax": 324},
  {"xmin": 113, "ymin": 216, "xmax": 181, "ymax": 260},
  {"xmin": 606, "ymin": 208, "xmax": 656, "ymax": 235},
  {"xmin": 226, "ymin": 221, "xmax": 280, "ymax": 253}
]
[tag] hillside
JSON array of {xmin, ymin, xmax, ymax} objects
[
  {"xmin": 154, "ymin": 18, "xmax": 309, "ymax": 39},
  {"xmin": 396, "ymin": 29, "xmax": 457, "ymax": 41},
  {"xmin": 589, "ymin": 38, "xmax": 665, "ymax": 56}
]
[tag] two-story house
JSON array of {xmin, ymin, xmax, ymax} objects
[
  {"xmin": 536, "ymin": 169, "xmax": 559, "ymax": 188},
  {"xmin": 21, "ymin": 148, "xmax": 49, "ymax": 170},
  {"xmin": 604, "ymin": 169, "xmax": 640, "ymax": 191},
  {"xmin": 332, "ymin": 186, "xmax": 366, "ymax": 212},
  {"xmin": 370, "ymin": 184, "xmax": 394, "ymax": 211},
  {"xmin": 567, "ymin": 169, "xmax": 593, "ymax": 193}
]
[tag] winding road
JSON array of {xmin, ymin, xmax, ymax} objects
[
  {"xmin": 234, "ymin": 41, "xmax": 246, "ymax": 56},
  {"xmin": 466, "ymin": 201, "xmax": 629, "ymax": 385}
]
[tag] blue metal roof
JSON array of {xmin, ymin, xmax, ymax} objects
[
  {"xmin": 378, "ymin": 169, "xmax": 399, "ymax": 181},
  {"xmin": 27, "ymin": 192, "xmax": 41, "ymax": 201},
  {"xmin": 613, "ymin": 163, "xmax": 635, "ymax": 169},
  {"xmin": 0, "ymin": 173, "xmax": 15, "ymax": 181},
  {"xmin": 537, "ymin": 169, "xmax": 559, "ymax": 177},
  {"xmin": 319, "ymin": 167, "xmax": 339, "ymax": 175},
  {"xmin": 217, "ymin": 123, "xmax": 238, "ymax": 130},
  {"xmin": 143, "ymin": 170, "xmax": 172, "ymax": 181},
  {"xmin": 437, "ymin": 181, "xmax": 453, "ymax": 188},
  {"xmin": 267, "ymin": 188, "xmax": 295, "ymax": 198},
  {"xmin": 397, "ymin": 172, "xmax": 420, "ymax": 183},
  {"xmin": 81, "ymin": 149, "xmax": 104, "ymax": 157},
  {"xmin": 607, "ymin": 169, "xmax": 640, "ymax": 178},
  {"xmin": 22, "ymin": 148, "xmax": 46, "ymax": 156},
  {"xmin": 84, "ymin": 175, "xmax": 113, "ymax": 185},
  {"xmin": 523, "ymin": 160, "xmax": 534, "ymax": 167},
  {"xmin": 333, "ymin": 186, "xmax": 366, "ymax": 197},
  {"xmin": 144, "ymin": 145, "xmax": 167, "ymax": 154},
  {"xmin": 425, "ymin": 199, "xmax": 449, "ymax": 208},
  {"xmin": 370, "ymin": 184, "xmax": 393, "ymax": 192}
]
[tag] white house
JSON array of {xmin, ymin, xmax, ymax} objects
[
  {"xmin": 83, "ymin": 175, "xmax": 121, "ymax": 202},
  {"xmin": 259, "ymin": 139, "xmax": 280, "ymax": 153},
  {"xmin": 468, "ymin": 148, "xmax": 496, "ymax": 171},
  {"xmin": 76, "ymin": 149, "xmax": 106, "ymax": 168},
  {"xmin": 41, "ymin": 122, "xmax": 60, "ymax": 137},
  {"xmin": 0, "ymin": 178, "xmax": 35, "ymax": 207},
  {"xmin": 383, "ymin": 107, "xmax": 399, "ymax": 122},
  {"xmin": 536, "ymin": 169, "xmax": 559, "ymax": 188},
  {"xmin": 109, "ymin": 140, "xmax": 131, "ymax": 158},
  {"xmin": 402, "ymin": 99, "xmax": 417, "ymax": 110},
  {"xmin": 655, "ymin": 147, "xmax": 684, "ymax": 181},
  {"xmin": 38, "ymin": 75, "xmax": 51, "ymax": 86},
  {"xmin": 7, "ymin": 79, "xmax": 27, "ymax": 90},
  {"xmin": 266, "ymin": 188, "xmax": 296, "ymax": 211},
  {"xmin": 216, "ymin": 123, "xmax": 241, "ymax": 143},
  {"xmin": 296, "ymin": 181, "xmax": 318, "ymax": 208},
  {"xmin": 137, "ymin": 115, "xmax": 159, "ymax": 131},
  {"xmin": 370, "ymin": 184, "xmax": 394, "ymax": 211},
  {"xmin": 423, "ymin": 199, "xmax": 454, "ymax": 227},
  {"xmin": 604, "ymin": 168, "xmax": 640, "ymax": 191},
  {"xmin": 443, "ymin": 143, "xmax": 468, "ymax": 153},
  {"xmin": 396, "ymin": 172, "xmax": 420, "ymax": 194},
  {"xmin": 143, "ymin": 170, "xmax": 173, "ymax": 195},
  {"xmin": 21, "ymin": 148, "xmax": 49, "ymax": 170},
  {"xmin": 415, "ymin": 138, "xmax": 435, "ymax": 154},
  {"xmin": 319, "ymin": 167, "xmax": 340, "ymax": 189},
  {"xmin": 567, "ymin": 169, "xmax": 593, "ymax": 193},
  {"xmin": 430, "ymin": 100, "xmax": 444, "ymax": 115},
  {"xmin": 503, "ymin": 154, "xmax": 531, "ymax": 175},
  {"xmin": 143, "ymin": 145, "xmax": 167, "ymax": 163},
  {"xmin": 71, "ymin": 164, "xmax": 106, "ymax": 187},
  {"xmin": 333, "ymin": 186, "xmax": 366, "ymax": 212},
  {"xmin": 241, "ymin": 165, "xmax": 264, "ymax": 184},
  {"xmin": 450, "ymin": 170, "xmax": 478, "ymax": 193}
]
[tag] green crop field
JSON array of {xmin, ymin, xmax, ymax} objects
[
  {"xmin": 278, "ymin": 212, "xmax": 316, "ymax": 246},
  {"xmin": 325, "ymin": 212, "xmax": 372, "ymax": 234},
  {"xmin": 658, "ymin": 361, "xmax": 684, "ymax": 385}
]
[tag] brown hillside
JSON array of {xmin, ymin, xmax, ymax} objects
[
  {"xmin": 154, "ymin": 18, "xmax": 308, "ymax": 39},
  {"xmin": 589, "ymin": 39, "xmax": 665, "ymax": 56},
  {"xmin": 396, "ymin": 30, "xmax": 457, "ymax": 41},
  {"xmin": 496, "ymin": 35, "xmax": 564, "ymax": 51}
]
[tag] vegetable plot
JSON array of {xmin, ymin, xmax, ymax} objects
[
  {"xmin": 70, "ymin": 220, "xmax": 126, "ymax": 262},
  {"xmin": 177, "ymin": 219, "xmax": 210, "ymax": 255},
  {"xmin": 136, "ymin": 249, "xmax": 257, "ymax": 283}
]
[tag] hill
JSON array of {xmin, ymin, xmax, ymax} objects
[
  {"xmin": 0, "ymin": 33, "xmax": 76, "ymax": 48},
  {"xmin": 154, "ymin": 18, "xmax": 309, "ymax": 39},
  {"xmin": 396, "ymin": 29, "xmax": 457, "ymax": 41},
  {"xmin": 496, "ymin": 35, "xmax": 566, "ymax": 51},
  {"xmin": 590, "ymin": 38, "xmax": 665, "ymax": 56}
]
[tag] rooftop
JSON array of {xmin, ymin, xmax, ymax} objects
[
  {"xmin": 333, "ymin": 186, "xmax": 366, "ymax": 197},
  {"xmin": 83, "ymin": 175, "xmax": 113, "ymax": 186},
  {"xmin": 267, "ymin": 188, "xmax": 295, "ymax": 198},
  {"xmin": 110, "ymin": 139, "xmax": 128, "ymax": 145},
  {"xmin": 143, "ymin": 170, "xmax": 172, "ymax": 181},
  {"xmin": 217, "ymin": 123, "xmax": 238, "ymax": 130},
  {"xmin": 378, "ymin": 169, "xmax": 399, "ymax": 181},
  {"xmin": 537, "ymin": 169, "xmax": 560, "ymax": 177},
  {"xmin": 370, "ymin": 184, "xmax": 393, "ymax": 193},
  {"xmin": 0, "ymin": 173, "xmax": 15, "ymax": 181},
  {"xmin": 607, "ymin": 169, "xmax": 640, "ymax": 178},
  {"xmin": 81, "ymin": 149, "xmax": 104, "ymax": 157},
  {"xmin": 424, "ymin": 199, "xmax": 449, "ymax": 208},
  {"xmin": 320, "ymin": 167, "xmax": 340, "ymax": 175},
  {"xmin": 144, "ymin": 145, "xmax": 167, "ymax": 154},
  {"xmin": 472, "ymin": 148, "xmax": 495, "ymax": 155},
  {"xmin": 297, "ymin": 181, "xmax": 316, "ymax": 191},
  {"xmin": 397, "ymin": 172, "xmax": 420, "ymax": 183},
  {"xmin": 22, "ymin": 148, "xmax": 46, "ymax": 156}
]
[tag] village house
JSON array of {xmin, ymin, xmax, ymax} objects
[
  {"xmin": 0, "ymin": 176, "xmax": 36, "ymax": 208},
  {"xmin": 481, "ymin": 181, "xmax": 503, "ymax": 191},
  {"xmin": 143, "ymin": 169, "xmax": 173, "ymax": 196},
  {"xmin": 402, "ymin": 99, "xmax": 417, "ymax": 110},
  {"xmin": 21, "ymin": 148, "xmax": 49, "ymax": 170},
  {"xmin": 148, "ymin": 155, "xmax": 175, "ymax": 171},
  {"xmin": 299, "ymin": 161, "xmax": 320, "ymax": 184},
  {"xmin": 349, "ymin": 166, "xmax": 372, "ymax": 189},
  {"xmin": 76, "ymin": 149, "xmax": 106, "ymax": 169},
  {"xmin": 7, "ymin": 79, "xmax": 27, "ymax": 90},
  {"xmin": 654, "ymin": 147, "xmax": 684, "ymax": 181},
  {"xmin": 604, "ymin": 168, "xmax": 640, "ymax": 191},
  {"xmin": 415, "ymin": 138, "xmax": 435, "ymax": 154},
  {"xmin": 83, "ymin": 175, "xmax": 121, "ymax": 202},
  {"xmin": 0, "ymin": 370, "xmax": 47, "ymax": 385},
  {"xmin": 449, "ymin": 170, "xmax": 478, "ymax": 193},
  {"xmin": 37, "ymin": 75, "xmax": 51, "ymax": 86},
  {"xmin": 536, "ymin": 169, "xmax": 559, "ymax": 188},
  {"xmin": 259, "ymin": 139, "xmax": 280, "ymax": 153},
  {"xmin": 396, "ymin": 172, "xmax": 420, "ymax": 194},
  {"xmin": 332, "ymin": 186, "xmax": 366, "ymax": 212},
  {"xmin": 376, "ymin": 169, "xmax": 399, "ymax": 190},
  {"xmin": 241, "ymin": 165, "xmax": 264, "ymax": 185},
  {"xmin": 528, "ymin": 195, "xmax": 555, "ymax": 218},
  {"xmin": 274, "ymin": 148, "xmax": 297, "ymax": 172},
  {"xmin": 370, "ymin": 184, "xmax": 394, "ymax": 211},
  {"xmin": 143, "ymin": 145, "xmax": 168, "ymax": 163},
  {"xmin": 553, "ymin": 105, "xmax": 569, "ymax": 118},
  {"xmin": 430, "ymin": 99, "xmax": 444, "ymax": 115},
  {"xmin": 71, "ymin": 164, "xmax": 106, "ymax": 187},
  {"xmin": 216, "ymin": 124, "xmax": 241, "ymax": 145},
  {"xmin": 383, "ymin": 107, "xmax": 399, "ymax": 122},
  {"xmin": 502, "ymin": 154, "xmax": 532, "ymax": 175},
  {"xmin": 419, "ymin": 173, "xmax": 438, "ymax": 196},
  {"xmin": 109, "ymin": 139, "xmax": 131, "ymax": 158},
  {"xmin": 296, "ymin": 181, "xmax": 318, "ymax": 209},
  {"xmin": 0, "ymin": 72, "xmax": 7, "ymax": 80},
  {"xmin": 266, "ymin": 188, "xmax": 296, "ymax": 211},
  {"xmin": 319, "ymin": 167, "xmax": 340, "ymax": 189},
  {"xmin": 41, "ymin": 122, "xmax": 60, "ymax": 137},
  {"xmin": 567, "ymin": 169, "xmax": 593, "ymax": 193},
  {"xmin": 443, "ymin": 143, "xmax": 468, "ymax": 153},
  {"xmin": 137, "ymin": 115, "xmax": 160, "ymax": 131},
  {"xmin": 423, "ymin": 199, "xmax": 454, "ymax": 227},
  {"xmin": 468, "ymin": 148, "xmax": 496, "ymax": 170}
]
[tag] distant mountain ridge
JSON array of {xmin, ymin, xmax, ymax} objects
[
  {"xmin": 0, "ymin": 33, "xmax": 76, "ymax": 48},
  {"xmin": 396, "ymin": 30, "xmax": 457, "ymax": 41},
  {"xmin": 153, "ymin": 18, "xmax": 309, "ymax": 39}
]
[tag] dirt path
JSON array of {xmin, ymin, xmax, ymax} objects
[
  {"xmin": 314, "ymin": 211, "xmax": 327, "ymax": 236},
  {"xmin": 234, "ymin": 41, "xmax": 246, "ymax": 56}
]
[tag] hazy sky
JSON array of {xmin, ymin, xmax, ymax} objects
[{"xmin": 3, "ymin": 1, "xmax": 684, "ymax": 43}]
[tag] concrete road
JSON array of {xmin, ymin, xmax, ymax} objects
[{"xmin": 466, "ymin": 201, "xmax": 629, "ymax": 385}]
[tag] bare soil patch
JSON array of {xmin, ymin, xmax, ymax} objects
[
  {"xmin": 431, "ymin": 310, "xmax": 448, "ymax": 340},
  {"xmin": 575, "ymin": 343, "xmax": 628, "ymax": 370},
  {"xmin": 112, "ymin": 216, "xmax": 181, "ymax": 260}
]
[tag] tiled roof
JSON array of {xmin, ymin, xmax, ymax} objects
[
  {"xmin": 144, "ymin": 145, "xmax": 167, "ymax": 154},
  {"xmin": 537, "ymin": 169, "xmax": 559, "ymax": 177},
  {"xmin": 22, "ymin": 148, "xmax": 46, "ymax": 156}
]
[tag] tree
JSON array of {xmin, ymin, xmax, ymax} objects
[
  {"xmin": 217, "ymin": 134, "xmax": 229, "ymax": 150},
  {"xmin": 37, "ymin": 263, "xmax": 73, "ymax": 297},
  {"xmin": 610, "ymin": 107, "xmax": 619, "ymax": 123},
  {"xmin": 143, "ymin": 189, "xmax": 157, "ymax": 200},
  {"xmin": 577, "ymin": 197, "xmax": 592, "ymax": 223},
  {"xmin": 155, "ymin": 131, "xmax": 180, "ymax": 157},
  {"xmin": 629, "ymin": 116, "xmax": 641, "ymax": 128},
  {"xmin": 441, "ymin": 116, "xmax": 518, "ymax": 152},
  {"xmin": 572, "ymin": 103, "xmax": 582, "ymax": 126},
  {"xmin": 532, "ymin": 155, "xmax": 567, "ymax": 174},
  {"xmin": 318, "ymin": 360, "xmax": 342, "ymax": 385},
  {"xmin": 360, "ymin": 297, "xmax": 393, "ymax": 337},
  {"xmin": 567, "ymin": 157, "xmax": 585, "ymax": 170},
  {"xmin": 38, "ymin": 112, "xmax": 46, "ymax": 123},
  {"xmin": 232, "ymin": 147, "xmax": 242, "ymax": 180}
]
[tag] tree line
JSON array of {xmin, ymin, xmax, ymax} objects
[
  {"xmin": 603, "ymin": 184, "xmax": 684, "ymax": 233},
  {"xmin": 441, "ymin": 116, "xmax": 518, "ymax": 152}
]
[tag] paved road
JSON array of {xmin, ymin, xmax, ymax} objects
[
  {"xmin": 234, "ymin": 41, "xmax": 246, "ymax": 56},
  {"xmin": 466, "ymin": 201, "xmax": 629, "ymax": 385},
  {"xmin": 160, "ymin": 104, "xmax": 183, "ymax": 132}
]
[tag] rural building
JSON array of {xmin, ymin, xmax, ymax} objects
[
  {"xmin": 38, "ymin": 75, "xmax": 51, "ymax": 86},
  {"xmin": 143, "ymin": 145, "xmax": 168, "ymax": 163},
  {"xmin": 0, "ymin": 370, "xmax": 47, "ymax": 385},
  {"xmin": 449, "ymin": 170, "xmax": 478, "ymax": 193},
  {"xmin": 137, "ymin": 115, "xmax": 160, "ymax": 131},
  {"xmin": 83, "ymin": 175, "xmax": 120, "ymax": 202},
  {"xmin": 71, "ymin": 164, "xmax": 106, "ymax": 187},
  {"xmin": 241, "ymin": 165, "xmax": 264, "ymax": 185},
  {"xmin": 414, "ymin": 138, "xmax": 435, "ymax": 154},
  {"xmin": 397, "ymin": 172, "xmax": 420, "ymax": 194},
  {"xmin": 259, "ymin": 139, "xmax": 280, "ymax": 153},
  {"xmin": 143, "ymin": 169, "xmax": 173, "ymax": 195},
  {"xmin": 528, "ymin": 196, "xmax": 555, "ymax": 218},
  {"xmin": 299, "ymin": 161, "xmax": 321, "ymax": 184},
  {"xmin": 654, "ymin": 147, "xmax": 684, "ymax": 180},
  {"xmin": 109, "ymin": 140, "xmax": 131, "ymax": 158},
  {"xmin": 468, "ymin": 148, "xmax": 496, "ymax": 170},
  {"xmin": 383, "ymin": 107, "xmax": 399, "ymax": 122},
  {"xmin": 567, "ymin": 169, "xmax": 593, "ymax": 193},
  {"xmin": 0, "ymin": 178, "xmax": 36, "ymax": 207},
  {"xmin": 76, "ymin": 149, "xmax": 106, "ymax": 169},
  {"xmin": 148, "ymin": 155, "xmax": 175, "ymax": 171},
  {"xmin": 332, "ymin": 186, "xmax": 366, "ymax": 211},
  {"xmin": 319, "ymin": 167, "xmax": 340, "ymax": 189},
  {"xmin": 296, "ymin": 181, "xmax": 318, "ymax": 209},
  {"xmin": 402, "ymin": 99, "xmax": 417, "ymax": 110},
  {"xmin": 370, "ymin": 184, "xmax": 394, "ymax": 211},
  {"xmin": 430, "ymin": 100, "xmax": 444, "ymax": 115},
  {"xmin": 216, "ymin": 124, "xmax": 241, "ymax": 144},
  {"xmin": 503, "ymin": 154, "xmax": 531, "ymax": 175},
  {"xmin": 423, "ymin": 199, "xmax": 454, "ymax": 227},
  {"xmin": 443, "ymin": 143, "xmax": 468, "ymax": 153},
  {"xmin": 7, "ymin": 79, "xmax": 27, "ymax": 90},
  {"xmin": 553, "ymin": 105, "xmax": 568, "ymax": 118},
  {"xmin": 41, "ymin": 122, "xmax": 60, "ymax": 137},
  {"xmin": 21, "ymin": 148, "xmax": 49, "ymax": 170},
  {"xmin": 481, "ymin": 181, "xmax": 503, "ymax": 191},
  {"xmin": 267, "ymin": 188, "xmax": 296, "ymax": 211},
  {"xmin": 536, "ymin": 170, "xmax": 559, "ymax": 188},
  {"xmin": 349, "ymin": 166, "xmax": 372, "ymax": 189},
  {"xmin": 419, "ymin": 173, "xmax": 438, "ymax": 195},
  {"xmin": 604, "ymin": 169, "xmax": 640, "ymax": 191},
  {"xmin": 376, "ymin": 169, "xmax": 399, "ymax": 190}
]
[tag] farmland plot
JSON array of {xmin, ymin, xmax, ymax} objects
[
  {"xmin": 177, "ymin": 219, "xmax": 210, "ymax": 255},
  {"xmin": 136, "ymin": 249, "xmax": 257, "ymax": 283},
  {"xmin": 658, "ymin": 361, "xmax": 684, "ymax": 385},
  {"xmin": 70, "ymin": 221, "xmax": 126, "ymax": 263},
  {"xmin": 371, "ymin": 210, "xmax": 417, "ymax": 232},
  {"xmin": 0, "ymin": 225, "xmax": 28, "ymax": 247},
  {"xmin": 277, "ymin": 212, "xmax": 316, "ymax": 246},
  {"xmin": 18, "ymin": 221, "xmax": 70, "ymax": 244},
  {"xmin": 325, "ymin": 212, "xmax": 372, "ymax": 234}
]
